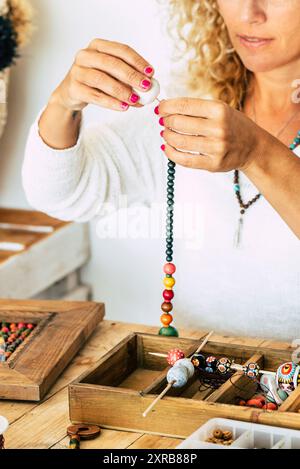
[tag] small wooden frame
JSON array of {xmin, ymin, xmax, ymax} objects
[
  {"xmin": 0, "ymin": 299, "xmax": 104, "ymax": 401},
  {"xmin": 69, "ymin": 333, "xmax": 300, "ymax": 438}
]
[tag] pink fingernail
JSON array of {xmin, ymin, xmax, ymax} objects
[
  {"xmin": 130, "ymin": 93, "xmax": 140, "ymax": 103},
  {"xmin": 154, "ymin": 105, "xmax": 160, "ymax": 115},
  {"xmin": 160, "ymin": 130, "xmax": 164, "ymax": 137},
  {"xmin": 144, "ymin": 66, "xmax": 154, "ymax": 76},
  {"xmin": 161, "ymin": 144, "xmax": 166, "ymax": 151},
  {"xmin": 141, "ymin": 79, "xmax": 151, "ymax": 90},
  {"xmin": 121, "ymin": 102, "xmax": 129, "ymax": 110},
  {"xmin": 159, "ymin": 117, "xmax": 164, "ymax": 126}
]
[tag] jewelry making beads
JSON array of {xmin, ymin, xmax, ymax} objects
[
  {"xmin": 191, "ymin": 353, "xmax": 206, "ymax": 370},
  {"xmin": 167, "ymin": 365, "xmax": 188, "ymax": 388},
  {"xmin": 217, "ymin": 357, "xmax": 232, "ymax": 375},
  {"xmin": 159, "ymin": 159, "xmax": 178, "ymax": 337},
  {"xmin": 0, "ymin": 322, "xmax": 36, "ymax": 361},
  {"xmin": 205, "ymin": 356, "xmax": 218, "ymax": 373},
  {"xmin": 173, "ymin": 358, "xmax": 195, "ymax": 378},
  {"xmin": 243, "ymin": 362, "xmax": 260, "ymax": 379},
  {"xmin": 167, "ymin": 348, "xmax": 185, "ymax": 366}
]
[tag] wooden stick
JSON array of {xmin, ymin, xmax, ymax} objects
[
  {"xmin": 193, "ymin": 330, "xmax": 214, "ymax": 355},
  {"xmin": 142, "ymin": 331, "xmax": 214, "ymax": 418},
  {"xmin": 231, "ymin": 363, "xmax": 275, "ymax": 376},
  {"xmin": 143, "ymin": 381, "xmax": 175, "ymax": 418},
  {"xmin": 148, "ymin": 352, "xmax": 168, "ymax": 358},
  {"xmin": 148, "ymin": 331, "xmax": 214, "ymax": 360}
]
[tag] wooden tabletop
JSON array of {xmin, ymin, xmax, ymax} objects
[
  {"xmin": 1, "ymin": 320, "xmax": 206, "ymax": 449},
  {"xmin": 1, "ymin": 318, "xmax": 290, "ymax": 449}
]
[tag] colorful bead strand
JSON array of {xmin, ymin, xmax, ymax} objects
[{"xmin": 159, "ymin": 159, "xmax": 178, "ymax": 337}]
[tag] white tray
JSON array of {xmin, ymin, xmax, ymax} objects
[
  {"xmin": 0, "ymin": 416, "xmax": 8, "ymax": 435},
  {"xmin": 176, "ymin": 418, "xmax": 300, "ymax": 449}
]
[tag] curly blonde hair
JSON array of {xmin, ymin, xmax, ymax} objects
[{"xmin": 159, "ymin": 0, "xmax": 253, "ymax": 110}]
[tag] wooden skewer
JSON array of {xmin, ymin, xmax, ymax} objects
[
  {"xmin": 231, "ymin": 363, "xmax": 275, "ymax": 376},
  {"xmin": 193, "ymin": 330, "xmax": 214, "ymax": 355},
  {"xmin": 148, "ymin": 331, "xmax": 215, "ymax": 360},
  {"xmin": 142, "ymin": 381, "xmax": 175, "ymax": 418},
  {"xmin": 142, "ymin": 331, "xmax": 214, "ymax": 418}
]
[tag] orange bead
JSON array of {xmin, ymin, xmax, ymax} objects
[
  {"xmin": 160, "ymin": 313, "xmax": 173, "ymax": 326},
  {"xmin": 161, "ymin": 302, "xmax": 173, "ymax": 313}
]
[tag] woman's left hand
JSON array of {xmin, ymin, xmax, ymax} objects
[{"xmin": 157, "ymin": 97, "xmax": 267, "ymax": 172}]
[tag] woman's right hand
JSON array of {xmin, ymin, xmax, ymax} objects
[{"xmin": 51, "ymin": 38, "xmax": 155, "ymax": 112}]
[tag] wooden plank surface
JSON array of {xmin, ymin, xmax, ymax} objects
[
  {"xmin": 0, "ymin": 318, "xmax": 296, "ymax": 449},
  {"xmin": 0, "ymin": 209, "xmax": 90, "ymax": 298}
]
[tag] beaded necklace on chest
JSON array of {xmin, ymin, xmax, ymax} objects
[{"xmin": 233, "ymin": 96, "xmax": 300, "ymax": 247}]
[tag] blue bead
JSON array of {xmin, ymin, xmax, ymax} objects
[{"xmin": 234, "ymin": 184, "xmax": 240, "ymax": 192}]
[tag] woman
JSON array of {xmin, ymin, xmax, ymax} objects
[{"xmin": 22, "ymin": 0, "xmax": 300, "ymax": 340}]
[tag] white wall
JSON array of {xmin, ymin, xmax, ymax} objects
[{"xmin": 0, "ymin": 0, "xmax": 178, "ymax": 325}]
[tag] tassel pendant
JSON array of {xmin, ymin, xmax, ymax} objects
[{"xmin": 234, "ymin": 215, "xmax": 244, "ymax": 248}]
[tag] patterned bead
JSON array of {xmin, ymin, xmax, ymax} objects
[
  {"xmin": 191, "ymin": 353, "xmax": 206, "ymax": 370},
  {"xmin": 173, "ymin": 358, "xmax": 195, "ymax": 378},
  {"xmin": 163, "ymin": 276, "xmax": 175, "ymax": 289},
  {"xmin": 167, "ymin": 348, "xmax": 185, "ymax": 366},
  {"xmin": 160, "ymin": 313, "xmax": 173, "ymax": 326},
  {"xmin": 217, "ymin": 357, "xmax": 232, "ymax": 375},
  {"xmin": 205, "ymin": 356, "xmax": 218, "ymax": 373},
  {"xmin": 163, "ymin": 289, "xmax": 174, "ymax": 301},
  {"xmin": 164, "ymin": 263, "xmax": 176, "ymax": 275},
  {"xmin": 167, "ymin": 366, "xmax": 188, "ymax": 388},
  {"xmin": 243, "ymin": 362, "xmax": 260, "ymax": 379}
]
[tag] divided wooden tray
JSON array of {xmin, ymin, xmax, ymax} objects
[
  {"xmin": 0, "ymin": 299, "xmax": 104, "ymax": 401},
  {"xmin": 69, "ymin": 332, "xmax": 300, "ymax": 438}
]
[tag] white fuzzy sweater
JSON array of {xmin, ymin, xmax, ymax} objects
[{"xmin": 22, "ymin": 103, "xmax": 300, "ymax": 341}]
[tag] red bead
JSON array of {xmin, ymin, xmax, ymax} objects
[
  {"xmin": 164, "ymin": 263, "xmax": 176, "ymax": 275},
  {"xmin": 163, "ymin": 289, "xmax": 174, "ymax": 301},
  {"xmin": 167, "ymin": 348, "xmax": 185, "ymax": 366},
  {"xmin": 18, "ymin": 322, "xmax": 25, "ymax": 329},
  {"xmin": 26, "ymin": 324, "xmax": 34, "ymax": 329},
  {"xmin": 1, "ymin": 327, "xmax": 9, "ymax": 333}
]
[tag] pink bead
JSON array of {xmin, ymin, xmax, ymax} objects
[
  {"xmin": 167, "ymin": 348, "xmax": 185, "ymax": 366},
  {"xmin": 18, "ymin": 322, "xmax": 26, "ymax": 329},
  {"xmin": 163, "ymin": 289, "xmax": 174, "ymax": 301},
  {"xmin": 26, "ymin": 324, "xmax": 34, "ymax": 329},
  {"xmin": 164, "ymin": 263, "xmax": 176, "ymax": 275}
]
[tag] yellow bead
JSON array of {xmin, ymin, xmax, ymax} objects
[{"xmin": 163, "ymin": 276, "xmax": 175, "ymax": 289}]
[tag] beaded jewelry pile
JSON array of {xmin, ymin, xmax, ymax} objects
[{"xmin": 0, "ymin": 321, "xmax": 35, "ymax": 361}]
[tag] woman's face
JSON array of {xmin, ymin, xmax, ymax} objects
[{"xmin": 217, "ymin": 0, "xmax": 300, "ymax": 73}]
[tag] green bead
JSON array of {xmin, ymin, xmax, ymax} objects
[{"xmin": 159, "ymin": 326, "xmax": 179, "ymax": 337}]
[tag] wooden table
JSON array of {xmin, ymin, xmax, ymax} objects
[
  {"xmin": 1, "ymin": 318, "xmax": 289, "ymax": 449},
  {"xmin": 1, "ymin": 320, "xmax": 196, "ymax": 449}
]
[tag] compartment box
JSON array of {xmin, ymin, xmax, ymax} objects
[{"xmin": 69, "ymin": 332, "xmax": 300, "ymax": 438}]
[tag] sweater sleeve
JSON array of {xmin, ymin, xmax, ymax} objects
[{"xmin": 22, "ymin": 104, "xmax": 165, "ymax": 222}]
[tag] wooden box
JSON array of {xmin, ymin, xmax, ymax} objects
[
  {"xmin": 69, "ymin": 332, "xmax": 300, "ymax": 438},
  {"xmin": 0, "ymin": 299, "xmax": 104, "ymax": 401}
]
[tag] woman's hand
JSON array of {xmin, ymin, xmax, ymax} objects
[
  {"xmin": 157, "ymin": 97, "xmax": 268, "ymax": 172},
  {"xmin": 52, "ymin": 38, "xmax": 155, "ymax": 112}
]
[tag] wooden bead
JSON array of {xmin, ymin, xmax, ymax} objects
[
  {"xmin": 163, "ymin": 263, "xmax": 176, "ymax": 275},
  {"xmin": 163, "ymin": 277, "xmax": 175, "ymax": 289},
  {"xmin": 167, "ymin": 348, "xmax": 185, "ymax": 366},
  {"xmin": 161, "ymin": 302, "xmax": 173, "ymax": 313},
  {"xmin": 160, "ymin": 313, "xmax": 173, "ymax": 326},
  {"xmin": 163, "ymin": 289, "xmax": 174, "ymax": 301}
]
